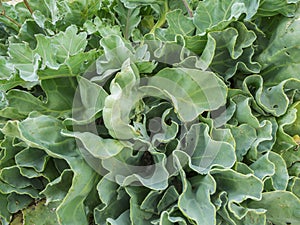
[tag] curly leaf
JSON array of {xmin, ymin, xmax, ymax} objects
[
  {"xmin": 145, "ymin": 68, "xmax": 227, "ymax": 122},
  {"xmin": 175, "ymin": 123, "xmax": 235, "ymax": 174},
  {"xmin": 8, "ymin": 43, "xmax": 40, "ymax": 82},
  {"xmin": 257, "ymin": 0, "xmax": 300, "ymax": 17},
  {"xmin": 178, "ymin": 174, "xmax": 216, "ymax": 225},
  {"xmin": 156, "ymin": 9, "xmax": 195, "ymax": 41},
  {"xmin": 103, "ymin": 61, "xmax": 140, "ymax": 139},
  {"xmin": 193, "ymin": 0, "xmax": 259, "ymax": 35},
  {"xmin": 258, "ymin": 7, "xmax": 300, "ymax": 84},
  {"xmin": 211, "ymin": 168, "xmax": 263, "ymax": 203},
  {"xmin": 114, "ymin": 1, "xmax": 141, "ymax": 39},
  {"xmin": 248, "ymin": 191, "xmax": 300, "ymax": 225}
]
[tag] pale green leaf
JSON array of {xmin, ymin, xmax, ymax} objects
[
  {"xmin": 248, "ymin": 191, "xmax": 300, "ymax": 225},
  {"xmin": 8, "ymin": 43, "xmax": 40, "ymax": 82},
  {"xmin": 62, "ymin": 130, "xmax": 125, "ymax": 159},
  {"xmin": 114, "ymin": 2, "xmax": 141, "ymax": 39},
  {"xmin": 103, "ymin": 61, "xmax": 140, "ymax": 139},
  {"xmin": 175, "ymin": 123, "xmax": 235, "ymax": 174},
  {"xmin": 145, "ymin": 68, "xmax": 227, "ymax": 122},
  {"xmin": 211, "ymin": 168, "xmax": 263, "ymax": 202},
  {"xmin": 250, "ymin": 152, "xmax": 275, "ymax": 180},
  {"xmin": 268, "ymin": 151, "xmax": 289, "ymax": 190},
  {"xmin": 178, "ymin": 174, "xmax": 216, "ymax": 225},
  {"xmin": 51, "ymin": 25, "xmax": 88, "ymax": 63},
  {"xmin": 66, "ymin": 76, "xmax": 108, "ymax": 124},
  {"xmin": 193, "ymin": 0, "xmax": 259, "ymax": 35}
]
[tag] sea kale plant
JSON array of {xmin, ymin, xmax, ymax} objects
[{"xmin": 0, "ymin": 0, "xmax": 300, "ymax": 224}]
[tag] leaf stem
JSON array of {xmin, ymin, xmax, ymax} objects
[
  {"xmin": 150, "ymin": 0, "xmax": 169, "ymax": 34},
  {"xmin": 181, "ymin": 0, "xmax": 193, "ymax": 17},
  {"xmin": 0, "ymin": 1, "xmax": 21, "ymax": 28},
  {"xmin": 23, "ymin": 0, "xmax": 33, "ymax": 14}
]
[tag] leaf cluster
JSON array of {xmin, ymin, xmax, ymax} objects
[{"xmin": 0, "ymin": 0, "xmax": 300, "ymax": 224}]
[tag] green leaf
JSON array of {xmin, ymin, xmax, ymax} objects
[
  {"xmin": 157, "ymin": 210, "xmax": 189, "ymax": 225},
  {"xmin": 1, "ymin": 114, "xmax": 87, "ymax": 224},
  {"xmin": 61, "ymin": 130, "xmax": 125, "ymax": 159},
  {"xmin": 24, "ymin": 0, "xmax": 60, "ymax": 25},
  {"xmin": 7, "ymin": 193, "xmax": 32, "ymax": 214},
  {"xmin": 15, "ymin": 147, "xmax": 48, "ymax": 172},
  {"xmin": 243, "ymin": 75, "xmax": 300, "ymax": 117},
  {"xmin": 248, "ymin": 191, "xmax": 300, "ymax": 225},
  {"xmin": 0, "ymin": 56, "xmax": 13, "ymax": 80},
  {"xmin": 145, "ymin": 68, "xmax": 227, "ymax": 122},
  {"xmin": 156, "ymin": 9, "xmax": 195, "ymax": 41},
  {"xmin": 50, "ymin": 25, "xmax": 88, "ymax": 63},
  {"xmin": 150, "ymin": 108, "xmax": 179, "ymax": 144},
  {"xmin": 23, "ymin": 200, "xmax": 60, "ymax": 225},
  {"xmin": 207, "ymin": 22, "xmax": 261, "ymax": 80},
  {"xmin": 211, "ymin": 168, "xmax": 263, "ymax": 203},
  {"xmin": 193, "ymin": 0, "xmax": 260, "ymax": 35},
  {"xmin": 8, "ymin": 42, "xmax": 40, "ymax": 82},
  {"xmin": 289, "ymin": 177, "xmax": 300, "ymax": 198},
  {"xmin": 1, "ymin": 78, "xmax": 77, "ymax": 119},
  {"xmin": 157, "ymin": 186, "xmax": 179, "ymax": 213},
  {"xmin": 95, "ymin": 35, "xmax": 149, "ymax": 81},
  {"xmin": 41, "ymin": 169, "xmax": 73, "ymax": 204},
  {"xmin": 140, "ymin": 186, "xmax": 179, "ymax": 214},
  {"xmin": 236, "ymin": 210, "xmax": 266, "ymax": 225},
  {"xmin": 175, "ymin": 123, "xmax": 235, "ymax": 174},
  {"xmin": 114, "ymin": 1, "xmax": 141, "ymax": 39},
  {"xmin": 268, "ymin": 151, "xmax": 289, "ymax": 190},
  {"xmin": 0, "ymin": 166, "xmax": 42, "ymax": 189},
  {"xmin": 125, "ymin": 186, "xmax": 154, "ymax": 225},
  {"xmin": 0, "ymin": 193, "xmax": 10, "ymax": 225},
  {"xmin": 0, "ymin": 90, "xmax": 45, "ymax": 119},
  {"xmin": 107, "ymin": 210, "xmax": 131, "ymax": 225},
  {"xmin": 120, "ymin": 0, "xmax": 163, "ymax": 11},
  {"xmin": 34, "ymin": 34, "xmax": 60, "ymax": 69},
  {"xmin": 11, "ymin": 114, "xmax": 100, "ymax": 225},
  {"xmin": 289, "ymin": 162, "xmax": 300, "ymax": 177},
  {"xmin": 257, "ymin": 0, "xmax": 300, "ymax": 17},
  {"xmin": 65, "ymin": 76, "xmax": 108, "ymax": 124},
  {"xmin": 103, "ymin": 61, "xmax": 140, "ymax": 139},
  {"xmin": 249, "ymin": 152, "xmax": 275, "ymax": 180},
  {"xmin": 102, "ymin": 149, "xmax": 169, "ymax": 190},
  {"xmin": 178, "ymin": 174, "xmax": 216, "ymax": 225},
  {"xmin": 274, "ymin": 106, "xmax": 298, "ymax": 154},
  {"xmin": 258, "ymin": 8, "xmax": 300, "ymax": 84},
  {"xmin": 285, "ymin": 102, "xmax": 300, "ymax": 137},
  {"xmin": 56, "ymin": 158, "xmax": 100, "ymax": 225},
  {"xmin": 94, "ymin": 178, "xmax": 129, "ymax": 225},
  {"xmin": 37, "ymin": 50, "xmax": 99, "ymax": 80},
  {"xmin": 41, "ymin": 77, "xmax": 77, "ymax": 116},
  {"xmin": 229, "ymin": 124, "xmax": 256, "ymax": 161}
]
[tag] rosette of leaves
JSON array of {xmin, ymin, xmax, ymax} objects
[{"xmin": 0, "ymin": 0, "xmax": 300, "ymax": 225}]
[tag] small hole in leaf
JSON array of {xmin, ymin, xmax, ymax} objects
[
  {"xmin": 286, "ymin": 51, "xmax": 290, "ymax": 56},
  {"xmin": 273, "ymin": 105, "xmax": 278, "ymax": 109},
  {"xmin": 267, "ymin": 87, "xmax": 272, "ymax": 91},
  {"xmin": 165, "ymin": 118, "xmax": 172, "ymax": 125}
]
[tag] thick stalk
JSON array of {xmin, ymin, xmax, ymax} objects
[
  {"xmin": 23, "ymin": 0, "xmax": 33, "ymax": 14},
  {"xmin": 150, "ymin": 0, "xmax": 169, "ymax": 34},
  {"xmin": 181, "ymin": 0, "xmax": 193, "ymax": 17},
  {"xmin": 0, "ymin": 1, "xmax": 21, "ymax": 28}
]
